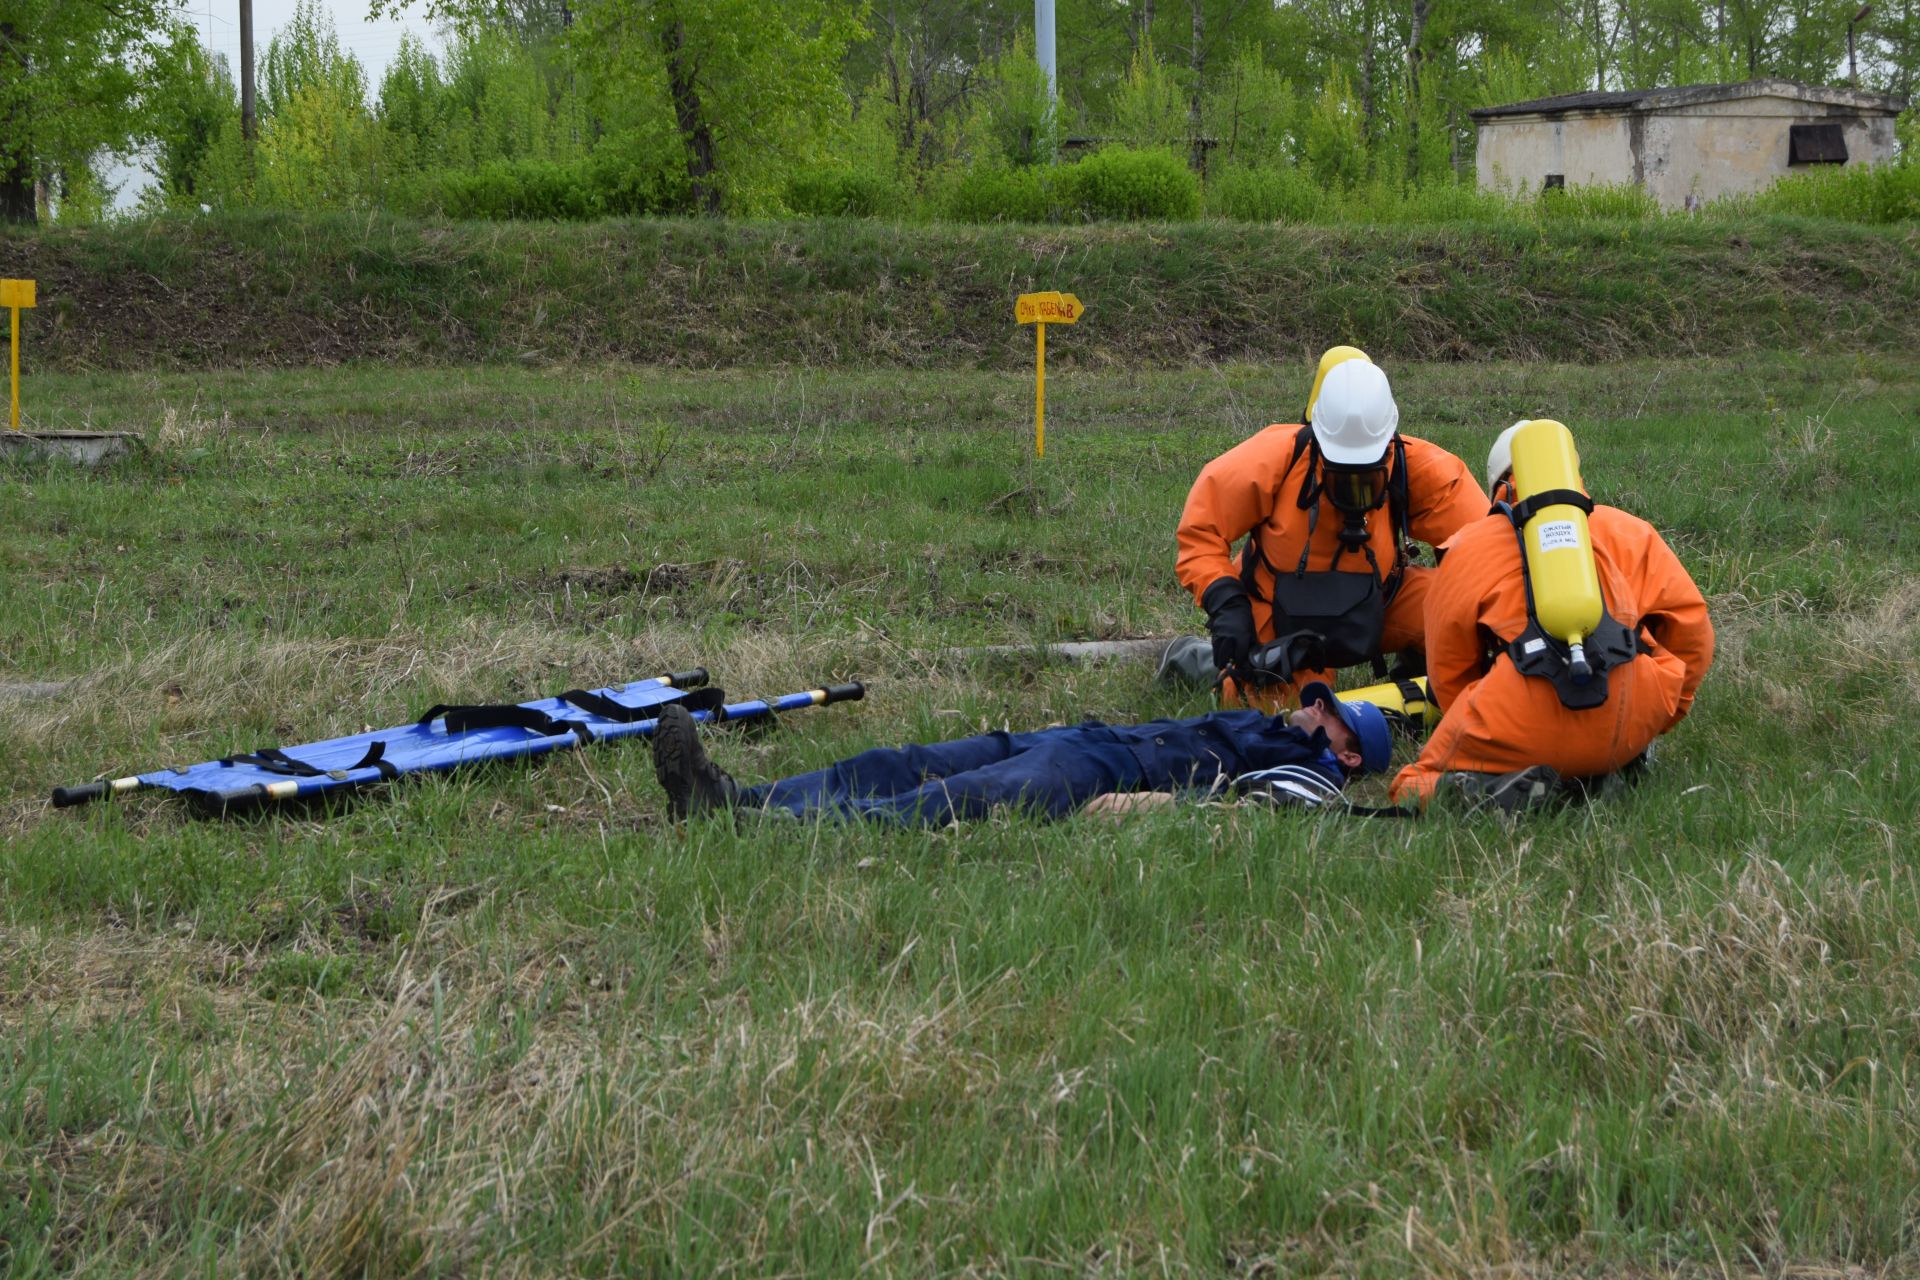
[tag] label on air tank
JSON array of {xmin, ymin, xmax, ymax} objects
[{"xmin": 1536, "ymin": 519, "xmax": 1581, "ymax": 552}]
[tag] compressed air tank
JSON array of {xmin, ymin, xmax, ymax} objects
[
  {"xmin": 1510, "ymin": 419, "xmax": 1604, "ymax": 680},
  {"xmin": 1335, "ymin": 675, "xmax": 1440, "ymax": 733}
]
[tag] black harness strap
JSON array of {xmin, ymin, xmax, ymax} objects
[
  {"xmin": 1509, "ymin": 488, "xmax": 1593, "ymax": 527},
  {"xmin": 217, "ymin": 740, "xmax": 399, "ymax": 781},
  {"xmin": 557, "ymin": 685, "xmax": 726, "ymax": 721},
  {"xmin": 417, "ymin": 703, "xmax": 595, "ymax": 744},
  {"xmin": 219, "ymin": 747, "xmax": 327, "ymax": 777}
]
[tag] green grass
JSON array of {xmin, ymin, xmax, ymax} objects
[
  {"xmin": 7, "ymin": 212, "xmax": 1920, "ymax": 372},
  {"xmin": 1, "ymin": 355, "xmax": 1918, "ymax": 1275}
]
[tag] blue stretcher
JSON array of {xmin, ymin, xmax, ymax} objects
[{"xmin": 52, "ymin": 669, "xmax": 865, "ymax": 813}]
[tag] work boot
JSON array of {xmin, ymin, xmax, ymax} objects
[
  {"xmin": 1441, "ymin": 764, "xmax": 1562, "ymax": 816},
  {"xmin": 652, "ymin": 704, "xmax": 739, "ymax": 820},
  {"xmin": 1154, "ymin": 634, "xmax": 1218, "ymax": 687}
]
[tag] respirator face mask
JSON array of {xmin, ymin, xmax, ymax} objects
[{"xmin": 1322, "ymin": 461, "xmax": 1388, "ymax": 517}]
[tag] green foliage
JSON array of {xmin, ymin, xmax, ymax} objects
[
  {"xmin": 436, "ymin": 26, "xmax": 586, "ymax": 168},
  {"xmin": 941, "ymin": 164, "xmax": 1051, "ymax": 222},
  {"xmin": 1738, "ymin": 161, "xmax": 1920, "ymax": 224},
  {"xmin": 377, "ymin": 33, "xmax": 451, "ymax": 175},
  {"xmin": 973, "ymin": 34, "xmax": 1060, "ymax": 167},
  {"xmin": 0, "ymin": 0, "xmax": 179, "ymax": 224},
  {"xmin": 1536, "ymin": 180, "xmax": 1662, "ymax": 220},
  {"xmin": 1206, "ymin": 162, "xmax": 1323, "ymax": 222},
  {"xmin": 249, "ymin": 0, "xmax": 380, "ymax": 211},
  {"xmin": 1301, "ymin": 67, "xmax": 1366, "ymax": 190},
  {"xmin": 141, "ymin": 26, "xmax": 238, "ymax": 209},
  {"xmin": 1107, "ymin": 42, "xmax": 1190, "ymax": 153},
  {"xmin": 784, "ymin": 165, "xmax": 906, "ymax": 218},
  {"xmin": 1061, "ymin": 146, "xmax": 1201, "ymax": 221},
  {"xmin": 1203, "ymin": 44, "xmax": 1299, "ymax": 171},
  {"xmin": 395, "ymin": 154, "xmax": 689, "ymax": 220}
]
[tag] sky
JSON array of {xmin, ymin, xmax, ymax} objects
[{"xmin": 111, "ymin": 0, "xmax": 444, "ymax": 210}]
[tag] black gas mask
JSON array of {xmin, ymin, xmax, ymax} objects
[{"xmin": 1320, "ymin": 459, "xmax": 1388, "ymax": 548}]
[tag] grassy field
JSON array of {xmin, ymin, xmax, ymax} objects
[
  {"xmin": 7, "ymin": 213, "xmax": 1920, "ymax": 371},
  {"xmin": 3, "ymin": 355, "xmax": 1918, "ymax": 1276}
]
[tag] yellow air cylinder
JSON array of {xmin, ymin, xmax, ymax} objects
[
  {"xmin": 1335, "ymin": 675, "xmax": 1440, "ymax": 733},
  {"xmin": 1510, "ymin": 419, "xmax": 1603, "ymax": 682}
]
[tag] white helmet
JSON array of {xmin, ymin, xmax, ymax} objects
[
  {"xmin": 1486, "ymin": 420, "xmax": 1528, "ymax": 490},
  {"xmin": 1310, "ymin": 360, "xmax": 1399, "ymax": 465}
]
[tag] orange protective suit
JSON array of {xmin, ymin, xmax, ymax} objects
[
  {"xmin": 1389, "ymin": 504, "xmax": 1715, "ymax": 804},
  {"xmin": 1176, "ymin": 425, "xmax": 1488, "ymax": 707}
]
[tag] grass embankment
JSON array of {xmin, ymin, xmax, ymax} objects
[
  {"xmin": 5, "ymin": 212, "xmax": 1920, "ymax": 371},
  {"xmin": 3, "ymin": 356, "xmax": 1919, "ymax": 1275}
]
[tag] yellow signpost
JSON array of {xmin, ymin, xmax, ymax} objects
[
  {"xmin": 1014, "ymin": 291, "xmax": 1083, "ymax": 458},
  {"xmin": 2, "ymin": 278, "xmax": 34, "ymax": 431}
]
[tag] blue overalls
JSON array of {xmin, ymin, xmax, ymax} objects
[{"xmin": 736, "ymin": 710, "xmax": 1348, "ymax": 826}]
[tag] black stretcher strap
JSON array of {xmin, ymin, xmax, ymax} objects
[
  {"xmin": 219, "ymin": 740, "xmax": 399, "ymax": 780},
  {"xmin": 1509, "ymin": 488, "xmax": 1593, "ymax": 526},
  {"xmin": 557, "ymin": 685, "xmax": 726, "ymax": 721},
  {"xmin": 417, "ymin": 703, "xmax": 595, "ymax": 743},
  {"xmin": 220, "ymin": 747, "xmax": 327, "ymax": 777}
]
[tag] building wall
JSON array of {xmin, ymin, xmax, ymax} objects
[
  {"xmin": 1475, "ymin": 115, "xmax": 1636, "ymax": 195},
  {"xmin": 1476, "ymin": 94, "xmax": 1901, "ymax": 208}
]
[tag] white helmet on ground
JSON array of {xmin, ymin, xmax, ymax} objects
[
  {"xmin": 1487, "ymin": 420, "xmax": 1528, "ymax": 490},
  {"xmin": 1310, "ymin": 359, "xmax": 1399, "ymax": 465}
]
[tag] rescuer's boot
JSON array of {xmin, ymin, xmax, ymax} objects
[
  {"xmin": 1440, "ymin": 764, "xmax": 1562, "ymax": 816},
  {"xmin": 652, "ymin": 704, "xmax": 739, "ymax": 820}
]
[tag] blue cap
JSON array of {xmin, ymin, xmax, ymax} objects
[{"xmin": 1299, "ymin": 681, "xmax": 1392, "ymax": 775}]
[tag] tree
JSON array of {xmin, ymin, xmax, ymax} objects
[
  {"xmin": 144, "ymin": 23, "xmax": 240, "ymax": 205},
  {"xmin": 374, "ymin": 0, "xmax": 866, "ymax": 212},
  {"xmin": 0, "ymin": 0, "xmax": 183, "ymax": 223}
]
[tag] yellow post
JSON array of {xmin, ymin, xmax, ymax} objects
[
  {"xmin": 1, "ymin": 279, "xmax": 36, "ymax": 432},
  {"xmin": 1014, "ymin": 290, "xmax": 1082, "ymax": 461},
  {"xmin": 1034, "ymin": 321, "xmax": 1046, "ymax": 459}
]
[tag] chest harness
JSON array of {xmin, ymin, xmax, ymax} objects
[{"xmin": 1238, "ymin": 426, "xmax": 1412, "ymax": 676}]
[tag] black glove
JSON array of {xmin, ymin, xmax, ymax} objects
[{"xmin": 1201, "ymin": 577, "xmax": 1257, "ymax": 678}]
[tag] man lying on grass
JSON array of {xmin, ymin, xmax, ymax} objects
[{"xmin": 650, "ymin": 682, "xmax": 1391, "ymax": 824}]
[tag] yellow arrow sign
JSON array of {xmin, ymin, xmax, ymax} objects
[
  {"xmin": 2, "ymin": 279, "xmax": 33, "ymax": 431},
  {"xmin": 1015, "ymin": 291, "xmax": 1083, "ymax": 325}
]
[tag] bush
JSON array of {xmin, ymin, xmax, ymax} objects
[
  {"xmin": 942, "ymin": 165, "xmax": 1052, "ymax": 223},
  {"xmin": 784, "ymin": 165, "xmax": 904, "ymax": 217},
  {"xmin": 1061, "ymin": 146, "xmax": 1200, "ymax": 221},
  {"xmin": 392, "ymin": 154, "xmax": 688, "ymax": 220},
  {"xmin": 1207, "ymin": 163, "xmax": 1324, "ymax": 222},
  {"xmin": 1740, "ymin": 162, "xmax": 1920, "ymax": 224}
]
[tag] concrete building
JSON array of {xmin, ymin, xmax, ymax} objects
[{"xmin": 1471, "ymin": 79, "xmax": 1907, "ymax": 208}]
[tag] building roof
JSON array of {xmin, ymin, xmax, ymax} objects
[{"xmin": 1471, "ymin": 78, "xmax": 1907, "ymax": 121}]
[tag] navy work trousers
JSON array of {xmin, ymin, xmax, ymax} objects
[{"xmin": 735, "ymin": 711, "xmax": 1341, "ymax": 826}]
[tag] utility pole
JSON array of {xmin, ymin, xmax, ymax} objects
[
  {"xmin": 1036, "ymin": 0, "xmax": 1056, "ymax": 156},
  {"xmin": 239, "ymin": 0, "xmax": 256, "ymax": 143},
  {"xmin": 1849, "ymin": 4, "xmax": 1872, "ymax": 88}
]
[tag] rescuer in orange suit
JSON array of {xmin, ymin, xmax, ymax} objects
[
  {"xmin": 1388, "ymin": 422, "xmax": 1715, "ymax": 809},
  {"xmin": 1175, "ymin": 349, "xmax": 1488, "ymax": 709}
]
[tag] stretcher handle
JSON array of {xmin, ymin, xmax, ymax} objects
[
  {"xmin": 666, "ymin": 667, "xmax": 709, "ymax": 689},
  {"xmin": 51, "ymin": 781, "xmax": 108, "ymax": 808},
  {"xmin": 821, "ymin": 682, "xmax": 865, "ymax": 704}
]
